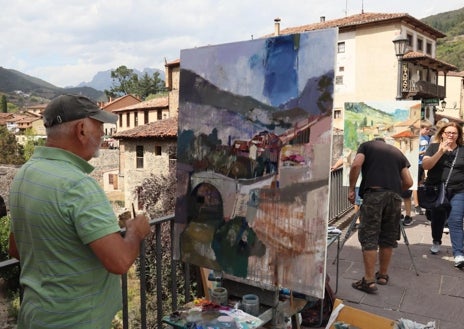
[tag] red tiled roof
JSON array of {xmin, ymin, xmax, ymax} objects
[
  {"xmin": 101, "ymin": 94, "xmax": 141, "ymax": 112},
  {"xmin": 403, "ymin": 51, "xmax": 457, "ymax": 71},
  {"xmin": 272, "ymin": 13, "xmax": 446, "ymax": 38},
  {"xmin": 165, "ymin": 59, "xmax": 180, "ymax": 67},
  {"xmin": 439, "ymin": 70, "xmax": 464, "ymax": 77},
  {"xmin": 112, "ymin": 97, "xmax": 169, "ymax": 112},
  {"xmin": 435, "ymin": 113, "xmax": 464, "ymax": 125},
  {"xmin": 6, "ymin": 115, "xmax": 29, "ymax": 123},
  {"xmin": 25, "ymin": 103, "xmax": 47, "ymax": 110},
  {"xmin": 16, "ymin": 116, "xmax": 41, "ymax": 124},
  {"xmin": 392, "ymin": 130, "xmax": 415, "ymax": 138},
  {"xmin": 113, "ymin": 116, "xmax": 177, "ymax": 139},
  {"xmin": 0, "ymin": 113, "xmax": 14, "ymax": 125}
]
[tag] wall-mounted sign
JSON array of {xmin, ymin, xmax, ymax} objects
[{"xmin": 401, "ymin": 63, "xmax": 409, "ymax": 92}]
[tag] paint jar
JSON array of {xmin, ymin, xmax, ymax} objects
[
  {"xmin": 211, "ymin": 287, "xmax": 228, "ymax": 306},
  {"xmin": 241, "ymin": 294, "xmax": 260, "ymax": 316}
]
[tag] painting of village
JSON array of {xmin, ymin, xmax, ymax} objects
[
  {"xmin": 174, "ymin": 28, "xmax": 337, "ymax": 298},
  {"xmin": 342, "ymin": 101, "xmax": 421, "ymax": 188}
]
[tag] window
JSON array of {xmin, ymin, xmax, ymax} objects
[
  {"xmin": 335, "ymin": 76, "xmax": 343, "ymax": 85},
  {"xmin": 136, "ymin": 145, "xmax": 144, "ymax": 169},
  {"xmin": 144, "ymin": 110, "xmax": 149, "ymax": 124},
  {"xmin": 426, "ymin": 42, "xmax": 432, "ymax": 55},
  {"xmin": 157, "ymin": 109, "xmax": 162, "ymax": 120},
  {"xmin": 407, "ymin": 34, "xmax": 413, "ymax": 47},
  {"xmin": 155, "ymin": 146, "xmax": 162, "ymax": 156},
  {"xmin": 119, "ymin": 114, "xmax": 123, "ymax": 127},
  {"xmin": 334, "ymin": 110, "xmax": 342, "ymax": 119},
  {"xmin": 134, "ymin": 112, "xmax": 138, "ymax": 127},
  {"xmin": 417, "ymin": 38, "xmax": 423, "ymax": 51},
  {"xmin": 339, "ymin": 66, "xmax": 344, "ymax": 72},
  {"xmin": 337, "ymin": 42, "xmax": 345, "ymax": 53},
  {"xmin": 126, "ymin": 113, "xmax": 130, "ymax": 127}
]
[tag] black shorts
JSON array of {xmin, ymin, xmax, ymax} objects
[{"xmin": 401, "ymin": 190, "xmax": 412, "ymax": 198}]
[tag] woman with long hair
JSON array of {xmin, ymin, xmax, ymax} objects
[{"xmin": 422, "ymin": 122, "xmax": 464, "ymax": 267}]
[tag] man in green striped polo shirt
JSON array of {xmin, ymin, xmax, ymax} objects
[{"xmin": 8, "ymin": 94, "xmax": 151, "ymax": 328}]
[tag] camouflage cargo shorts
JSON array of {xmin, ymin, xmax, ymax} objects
[{"xmin": 358, "ymin": 190, "xmax": 402, "ymax": 250}]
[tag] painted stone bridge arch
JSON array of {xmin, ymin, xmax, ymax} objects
[
  {"xmin": 190, "ymin": 170, "xmax": 276, "ymax": 221},
  {"xmin": 190, "ymin": 171, "xmax": 237, "ymax": 221}
]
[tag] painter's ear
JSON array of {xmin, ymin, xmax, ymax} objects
[{"xmin": 75, "ymin": 119, "xmax": 87, "ymax": 140}]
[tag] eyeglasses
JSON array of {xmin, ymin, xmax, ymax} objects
[{"xmin": 443, "ymin": 131, "xmax": 458, "ymax": 135}]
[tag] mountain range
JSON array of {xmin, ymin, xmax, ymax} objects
[
  {"xmin": 0, "ymin": 67, "xmax": 164, "ymax": 105},
  {"xmin": 74, "ymin": 67, "xmax": 165, "ymax": 91}
]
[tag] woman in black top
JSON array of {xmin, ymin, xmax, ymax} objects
[{"xmin": 423, "ymin": 122, "xmax": 464, "ymax": 267}]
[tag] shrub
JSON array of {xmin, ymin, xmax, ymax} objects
[{"xmin": 0, "ymin": 215, "xmax": 20, "ymax": 295}]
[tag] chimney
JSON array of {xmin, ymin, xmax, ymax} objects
[
  {"xmin": 274, "ymin": 18, "xmax": 281, "ymax": 36},
  {"xmin": 320, "ymin": 16, "xmax": 326, "ymax": 22}
]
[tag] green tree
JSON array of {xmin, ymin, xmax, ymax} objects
[
  {"xmin": 105, "ymin": 66, "xmax": 166, "ymax": 100},
  {"xmin": 0, "ymin": 126, "xmax": 24, "ymax": 165},
  {"xmin": 137, "ymin": 71, "xmax": 166, "ymax": 99},
  {"xmin": 1, "ymin": 95, "xmax": 7, "ymax": 113},
  {"xmin": 23, "ymin": 127, "xmax": 44, "ymax": 161},
  {"xmin": 105, "ymin": 65, "xmax": 138, "ymax": 99}
]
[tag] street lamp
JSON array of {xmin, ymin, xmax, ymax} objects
[{"xmin": 392, "ymin": 35, "xmax": 409, "ymax": 100}]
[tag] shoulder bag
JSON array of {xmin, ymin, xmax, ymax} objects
[{"xmin": 418, "ymin": 147, "xmax": 459, "ymax": 211}]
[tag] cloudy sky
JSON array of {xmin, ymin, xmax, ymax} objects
[{"xmin": 1, "ymin": 0, "xmax": 463, "ymax": 88}]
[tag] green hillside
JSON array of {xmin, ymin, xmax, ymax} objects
[
  {"xmin": 421, "ymin": 7, "xmax": 464, "ymax": 71},
  {"xmin": 0, "ymin": 67, "xmax": 105, "ymax": 108}
]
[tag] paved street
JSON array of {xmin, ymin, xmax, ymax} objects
[{"xmin": 324, "ymin": 212, "xmax": 464, "ymax": 329}]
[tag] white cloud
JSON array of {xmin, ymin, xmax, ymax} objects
[{"xmin": 0, "ymin": 0, "xmax": 462, "ymax": 87}]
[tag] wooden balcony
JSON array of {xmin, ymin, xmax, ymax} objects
[{"xmin": 404, "ymin": 79, "xmax": 445, "ymax": 99}]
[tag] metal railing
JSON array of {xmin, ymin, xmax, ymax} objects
[
  {"xmin": 328, "ymin": 167, "xmax": 353, "ymax": 224},
  {"xmin": 0, "ymin": 169, "xmax": 352, "ymax": 328}
]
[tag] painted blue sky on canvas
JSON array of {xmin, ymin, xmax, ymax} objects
[{"xmin": 180, "ymin": 28, "xmax": 336, "ymax": 106}]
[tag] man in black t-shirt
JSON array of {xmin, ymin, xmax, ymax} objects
[{"xmin": 348, "ymin": 138, "xmax": 413, "ymax": 294}]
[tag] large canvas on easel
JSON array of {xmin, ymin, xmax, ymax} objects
[
  {"xmin": 175, "ymin": 29, "xmax": 337, "ymax": 298},
  {"xmin": 342, "ymin": 101, "xmax": 421, "ymax": 187}
]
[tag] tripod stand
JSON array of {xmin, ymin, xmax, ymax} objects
[{"xmin": 334, "ymin": 207, "xmax": 419, "ymax": 276}]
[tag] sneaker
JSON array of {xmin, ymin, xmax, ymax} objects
[
  {"xmin": 455, "ymin": 255, "xmax": 464, "ymax": 268},
  {"xmin": 414, "ymin": 206, "xmax": 424, "ymax": 215},
  {"xmin": 430, "ymin": 242, "xmax": 440, "ymax": 254},
  {"xmin": 403, "ymin": 215, "xmax": 413, "ymax": 226},
  {"xmin": 443, "ymin": 227, "xmax": 450, "ymax": 234}
]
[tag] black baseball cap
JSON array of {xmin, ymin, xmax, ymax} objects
[{"xmin": 43, "ymin": 94, "xmax": 118, "ymax": 127}]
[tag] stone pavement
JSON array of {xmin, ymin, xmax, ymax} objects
[{"xmin": 324, "ymin": 212, "xmax": 464, "ymax": 329}]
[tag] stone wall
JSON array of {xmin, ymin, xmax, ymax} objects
[
  {"xmin": 0, "ymin": 149, "xmax": 120, "ymax": 212},
  {"xmin": 0, "ymin": 165, "xmax": 19, "ymax": 211}
]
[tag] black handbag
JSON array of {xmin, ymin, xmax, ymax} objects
[
  {"xmin": 418, "ymin": 147, "xmax": 459, "ymax": 211},
  {"xmin": 417, "ymin": 182, "xmax": 450, "ymax": 210}
]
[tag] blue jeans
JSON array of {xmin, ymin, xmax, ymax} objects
[{"xmin": 448, "ymin": 192, "xmax": 464, "ymax": 257}]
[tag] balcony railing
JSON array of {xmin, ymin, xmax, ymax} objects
[
  {"xmin": 407, "ymin": 79, "xmax": 445, "ymax": 99},
  {"xmin": 0, "ymin": 168, "xmax": 352, "ymax": 328}
]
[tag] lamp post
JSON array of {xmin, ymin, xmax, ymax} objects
[{"xmin": 392, "ymin": 35, "xmax": 409, "ymax": 100}]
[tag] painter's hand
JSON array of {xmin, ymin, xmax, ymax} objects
[{"xmin": 126, "ymin": 214, "xmax": 151, "ymax": 240}]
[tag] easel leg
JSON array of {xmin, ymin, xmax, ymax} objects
[
  {"xmin": 400, "ymin": 220, "xmax": 419, "ymax": 276},
  {"xmin": 332, "ymin": 209, "xmax": 360, "ymax": 265}
]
